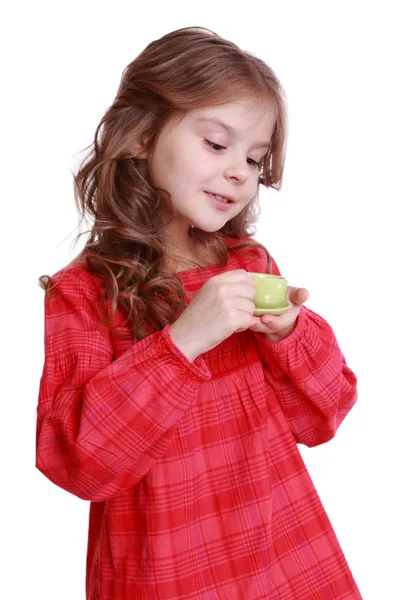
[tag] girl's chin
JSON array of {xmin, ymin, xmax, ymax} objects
[{"xmin": 190, "ymin": 221, "xmax": 230, "ymax": 233}]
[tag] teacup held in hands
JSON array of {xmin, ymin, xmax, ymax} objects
[{"xmin": 249, "ymin": 272, "xmax": 290, "ymax": 314}]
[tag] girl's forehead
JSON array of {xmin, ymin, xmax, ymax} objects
[
  {"xmin": 185, "ymin": 100, "xmax": 277, "ymax": 135},
  {"xmin": 191, "ymin": 99, "xmax": 274, "ymax": 121}
]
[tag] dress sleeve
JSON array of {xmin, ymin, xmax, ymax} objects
[
  {"xmin": 35, "ymin": 268, "xmax": 211, "ymax": 502},
  {"xmin": 239, "ymin": 242, "xmax": 358, "ymax": 447},
  {"xmin": 252, "ymin": 307, "xmax": 358, "ymax": 447}
]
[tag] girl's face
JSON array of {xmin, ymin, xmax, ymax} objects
[{"xmin": 147, "ymin": 98, "xmax": 277, "ymax": 239}]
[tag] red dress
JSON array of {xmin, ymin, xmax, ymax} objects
[{"xmin": 36, "ymin": 237, "xmax": 362, "ymax": 599}]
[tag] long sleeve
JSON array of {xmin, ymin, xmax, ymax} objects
[
  {"xmin": 237, "ymin": 240, "xmax": 358, "ymax": 448},
  {"xmin": 253, "ymin": 306, "xmax": 358, "ymax": 447},
  {"xmin": 35, "ymin": 268, "xmax": 211, "ymax": 502}
]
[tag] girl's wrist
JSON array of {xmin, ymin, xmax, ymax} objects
[{"xmin": 264, "ymin": 321, "xmax": 296, "ymax": 343}]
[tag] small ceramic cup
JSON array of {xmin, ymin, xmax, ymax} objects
[{"xmin": 249, "ymin": 273, "xmax": 288, "ymax": 309}]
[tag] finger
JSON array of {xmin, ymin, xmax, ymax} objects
[
  {"xmin": 248, "ymin": 319, "xmax": 275, "ymax": 334},
  {"xmin": 287, "ymin": 286, "xmax": 309, "ymax": 306},
  {"xmin": 257, "ymin": 312, "xmax": 289, "ymax": 330},
  {"xmin": 260, "ymin": 315, "xmax": 288, "ymax": 331},
  {"xmin": 219, "ymin": 269, "xmax": 256, "ymax": 284},
  {"xmin": 297, "ymin": 288, "xmax": 309, "ymax": 304},
  {"xmin": 248, "ymin": 316, "xmax": 269, "ymax": 333},
  {"xmin": 260, "ymin": 304, "xmax": 301, "ymax": 329}
]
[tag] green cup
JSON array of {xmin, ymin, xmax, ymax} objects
[{"xmin": 249, "ymin": 272, "xmax": 288, "ymax": 309}]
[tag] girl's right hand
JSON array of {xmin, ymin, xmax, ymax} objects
[{"xmin": 169, "ymin": 269, "xmax": 256, "ymax": 361}]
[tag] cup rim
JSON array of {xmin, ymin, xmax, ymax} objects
[{"xmin": 249, "ymin": 272, "xmax": 286, "ymax": 280}]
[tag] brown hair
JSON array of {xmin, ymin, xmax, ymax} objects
[{"xmin": 39, "ymin": 26, "xmax": 288, "ymax": 342}]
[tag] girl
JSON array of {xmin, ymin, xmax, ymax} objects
[{"xmin": 36, "ymin": 26, "xmax": 362, "ymax": 600}]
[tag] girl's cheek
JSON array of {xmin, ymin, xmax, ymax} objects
[{"xmin": 198, "ymin": 158, "xmax": 222, "ymax": 179}]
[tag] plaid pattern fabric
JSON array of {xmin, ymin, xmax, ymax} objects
[{"xmin": 36, "ymin": 237, "xmax": 362, "ymax": 599}]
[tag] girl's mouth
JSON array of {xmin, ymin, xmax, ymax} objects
[{"xmin": 205, "ymin": 191, "xmax": 234, "ymax": 211}]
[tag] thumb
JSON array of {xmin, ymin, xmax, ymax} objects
[{"xmin": 287, "ymin": 286, "xmax": 309, "ymax": 306}]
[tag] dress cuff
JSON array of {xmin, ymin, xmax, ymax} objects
[
  {"xmin": 253, "ymin": 305, "xmax": 309, "ymax": 354},
  {"xmin": 160, "ymin": 325, "xmax": 212, "ymax": 381}
]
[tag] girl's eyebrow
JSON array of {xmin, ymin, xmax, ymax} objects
[{"xmin": 195, "ymin": 116, "xmax": 271, "ymax": 149}]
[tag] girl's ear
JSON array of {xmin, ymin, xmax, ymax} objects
[
  {"xmin": 132, "ymin": 145, "xmax": 148, "ymax": 160},
  {"xmin": 132, "ymin": 135, "xmax": 150, "ymax": 160}
]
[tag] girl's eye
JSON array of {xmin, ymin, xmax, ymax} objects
[
  {"xmin": 203, "ymin": 139, "xmax": 263, "ymax": 169},
  {"xmin": 204, "ymin": 139, "xmax": 226, "ymax": 152},
  {"xmin": 247, "ymin": 158, "xmax": 263, "ymax": 168}
]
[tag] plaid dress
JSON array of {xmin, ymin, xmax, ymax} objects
[{"xmin": 36, "ymin": 237, "xmax": 362, "ymax": 599}]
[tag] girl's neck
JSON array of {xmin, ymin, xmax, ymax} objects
[
  {"xmin": 165, "ymin": 249, "xmax": 209, "ymax": 273},
  {"xmin": 164, "ymin": 237, "xmax": 212, "ymax": 273}
]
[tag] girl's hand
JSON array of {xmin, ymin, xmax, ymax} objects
[
  {"xmin": 169, "ymin": 270, "xmax": 257, "ymax": 361},
  {"xmin": 249, "ymin": 286, "xmax": 309, "ymax": 342}
]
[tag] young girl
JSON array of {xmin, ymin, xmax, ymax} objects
[{"xmin": 36, "ymin": 26, "xmax": 362, "ymax": 600}]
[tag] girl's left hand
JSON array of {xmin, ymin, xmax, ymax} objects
[{"xmin": 249, "ymin": 286, "xmax": 309, "ymax": 342}]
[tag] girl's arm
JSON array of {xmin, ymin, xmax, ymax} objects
[
  {"xmin": 252, "ymin": 305, "xmax": 358, "ymax": 447},
  {"xmin": 238, "ymin": 242, "xmax": 358, "ymax": 447},
  {"xmin": 35, "ymin": 269, "xmax": 211, "ymax": 502}
]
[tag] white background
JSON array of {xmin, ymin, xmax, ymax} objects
[{"xmin": 2, "ymin": 1, "xmax": 399, "ymax": 598}]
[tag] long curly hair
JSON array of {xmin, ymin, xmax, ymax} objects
[{"xmin": 39, "ymin": 26, "xmax": 288, "ymax": 342}]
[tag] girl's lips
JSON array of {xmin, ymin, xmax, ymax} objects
[
  {"xmin": 205, "ymin": 191, "xmax": 235, "ymax": 203},
  {"xmin": 205, "ymin": 191, "xmax": 234, "ymax": 211}
]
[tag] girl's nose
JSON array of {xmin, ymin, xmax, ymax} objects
[{"xmin": 223, "ymin": 161, "xmax": 249, "ymax": 184}]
